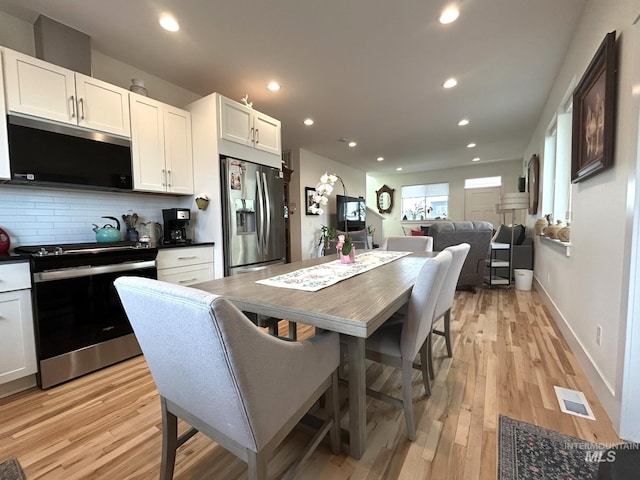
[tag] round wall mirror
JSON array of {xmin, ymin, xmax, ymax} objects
[{"xmin": 376, "ymin": 184, "xmax": 394, "ymax": 214}]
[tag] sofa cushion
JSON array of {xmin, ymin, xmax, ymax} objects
[{"xmin": 494, "ymin": 224, "xmax": 526, "ymax": 245}]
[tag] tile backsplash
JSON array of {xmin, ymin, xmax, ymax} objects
[{"xmin": 0, "ymin": 185, "xmax": 193, "ymax": 249}]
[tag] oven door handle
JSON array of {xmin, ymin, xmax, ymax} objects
[{"xmin": 34, "ymin": 260, "xmax": 157, "ymax": 282}]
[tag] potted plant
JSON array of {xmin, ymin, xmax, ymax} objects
[
  {"xmin": 336, "ymin": 234, "xmax": 355, "ymax": 263},
  {"xmin": 318, "ymin": 225, "xmax": 336, "ymax": 256},
  {"xmin": 366, "ymin": 225, "xmax": 375, "ymax": 248}
]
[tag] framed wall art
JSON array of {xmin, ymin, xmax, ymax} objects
[
  {"xmin": 527, "ymin": 154, "xmax": 539, "ymax": 215},
  {"xmin": 571, "ymin": 31, "xmax": 617, "ymax": 183},
  {"xmin": 305, "ymin": 187, "xmax": 318, "ymax": 215}
]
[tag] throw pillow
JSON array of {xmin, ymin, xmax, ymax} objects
[
  {"xmin": 494, "ymin": 224, "xmax": 526, "ymax": 245},
  {"xmin": 410, "ymin": 229, "xmax": 424, "ymax": 236}
]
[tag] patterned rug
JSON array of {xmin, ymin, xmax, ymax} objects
[
  {"xmin": 0, "ymin": 458, "xmax": 26, "ymax": 480},
  {"xmin": 498, "ymin": 415, "xmax": 603, "ymax": 479}
]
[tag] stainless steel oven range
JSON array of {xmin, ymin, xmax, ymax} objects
[{"xmin": 15, "ymin": 242, "xmax": 158, "ymax": 388}]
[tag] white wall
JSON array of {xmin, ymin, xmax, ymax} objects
[
  {"xmin": 523, "ymin": 0, "xmax": 640, "ymax": 437},
  {"xmin": 366, "ymin": 159, "xmax": 524, "ymax": 237},
  {"xmin": 0, "ymin": 12, "xmax": 200, "ymax": 109},
  {"xmin": 295, "ymin": 149, "xmax": 366, "ymax": 260}
]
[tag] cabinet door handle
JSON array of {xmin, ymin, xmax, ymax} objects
[
  {"xmin": 178, "ymin": 278, "xmax": 198, "ymax": 284},
  {"xmin": 70, "ymin": 96, "xmax": 76, "ymax": 118},
  {"xmin": 162, "ymin": 169, "xmax": 166, "ymax": 186},
  {"xmin": 177, "ymin": 256, "xmax": 197, "ymax": 260},
  {"xmin": 250, "ymin": 127, "xmax": 255, "ymax": 144},
  {"xmin": 167, "ymin": 169, "xmax": 171, "ymax": 187},
  {"xmin": 255, "ymin": 128, "xmax": 260, "ymax": 144},
  {"xmin": 79, "ymin": 98, "xmax": 85, "ymax": 119}
]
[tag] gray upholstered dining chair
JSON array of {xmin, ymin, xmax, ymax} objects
[
  {"xmin": 328, "ymin": 228, "xmax": 370, "ymax": 253},
  {"xmin": 114, "ymin": 276, "xmax": 340, "ymax": 480},
  {"xmin": 363, "ymin": 250, "xmax": 451, "ymax": 441},
  {"xmin": 428, "ymin": 243, "xmax": 470, "ymax": 377},
  {"xmin": 379, "ymin": 236, "xmax": 433, "ymax": 252}
]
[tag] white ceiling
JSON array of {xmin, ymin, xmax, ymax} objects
[{"xmin": 0, "ymin": 0, "xmax": 585, "ymax": 174}]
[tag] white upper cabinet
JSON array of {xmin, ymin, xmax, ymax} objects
[
  {"xmin": 0, "ymin": 50, "xmax": 10, "ymax": 181},
  {"xmin": 218, "ymin": 95, "xmax": 281, "ymax": 155},
  {"xmin": 130, "ymin": 94, "xmax": 193, "ymax": 195},
  {"xmin": 74, "ymin": 73, "xmax": 131, "ymax": 136},
  {"xmin": 2, "ymin": 48, "xmax": 131, "ymax": 137},
  {"xmin": 253, "ymin": 110, "xmax": 281, "ymax": 155}
]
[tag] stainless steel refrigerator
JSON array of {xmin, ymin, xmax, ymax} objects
[{"xmin": 221, "ymin": 155, "xmax": 286, "ymax": 276}]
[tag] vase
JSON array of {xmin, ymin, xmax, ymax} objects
[
  {"xmin": 126, "ymin": 228, "xmax": 139, "ymax": 242},
  {"xmin": 339, "ymin": 248, "xmax": 356, "ymax": 264},
  {"xmin": 534, "ymin": 217, "xmax": 548, "ymax": 236},
  {"xmin": 557, "ymin": 223, "xmax": 571, "ymax": 242},
  {"xmin": 543, "ymin": 220, "xmax": 564, "ymax": 239},
  {"xmin": 130, "ymin": 78, "xmax": 148, "ymax": 96}
]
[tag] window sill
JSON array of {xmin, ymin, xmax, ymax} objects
[{"xmin": 539, "ymin": 235, "xmax": 571, "ymax": 257}]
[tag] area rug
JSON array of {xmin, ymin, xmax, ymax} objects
[
  {"xmin": 498, "ymin": 415, "xmax": 603, "ymax": 479},
  {"xmin": 0, "ymin": 458, "xmax": 26, "ymax": 480}
]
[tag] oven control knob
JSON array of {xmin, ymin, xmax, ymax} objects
[
  {"xmin": 54, "ymin": 247, "xmax": 64, "ymax": 255},
  {"xmin": 38, "ymin": 248, "xmax": 48, "ymax": 256}
]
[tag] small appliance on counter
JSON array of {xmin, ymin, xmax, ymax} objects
[
  {"xmin": 0, "ymin": 227, "xmax": 10, "ymax": 255},
  {"xmin": 162, "ymin": 208, "xmax": 192, "ymax": 244}
]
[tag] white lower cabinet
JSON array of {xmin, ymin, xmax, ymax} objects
[
  {"xmin": 157, "ymin": 246, "xmax": 214, "ymax": 286},
  {"xmin": 0, "ymin": 262, "xmax": 37, "ymax": 385}
]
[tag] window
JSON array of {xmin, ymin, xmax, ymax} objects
[
  {"xmin": 464, "ymin": 176, "xmax": 502, "ymax": 189},
  {"xmin": 401, "ymin": 183, "xmax": 449, "ymax": 220},
  {"xmin": 543, "ymin": 82, "xmax": 574, "ymax": 223}
]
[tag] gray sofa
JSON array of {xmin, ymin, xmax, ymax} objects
[{"xmin": 428, "ymin": 221, "xmax": 493, "ymax": 291}]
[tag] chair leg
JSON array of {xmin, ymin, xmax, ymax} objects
[
  {"xmin": 419, "ymin": 342, "xmax": 431, "ymax": 396},
  {"xmin": 288, "ymin": 321, "xmax": 298, "ymax": 340},
  {"xmin": 160, "ymin": 397, "xmax": 178, "ymax": 480},
  {"xmin": 444, "ymin": 309, "xmax": 452, "ymax": 357},
  {"xmin": 401, "ymin": 359, "xmax": 416, "ymax": 441},
  {"xmin": 247, "ymin": 450, "xmax": 268, "ymax": 480},
  {"xmin": 427, "ymin": 332, "xmax": 435, "ymax": 380}
]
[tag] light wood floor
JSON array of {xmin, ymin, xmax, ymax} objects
[{"xmin": 0, "ymin": 286, "xmax": 621, "ymax": 479}]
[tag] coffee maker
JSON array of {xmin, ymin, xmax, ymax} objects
[{"xmin": 162, "ymin": 208, "xmax": 191, "ymax": 244}]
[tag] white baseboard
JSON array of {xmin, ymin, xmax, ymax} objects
[{"xmin": 533, "ymin": 277, "xmax": 621, "ymax": 432}]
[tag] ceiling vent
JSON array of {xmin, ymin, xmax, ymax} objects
[{"xmin": 34, "ymin": 15, "xmax": 92, "ymax": 76}]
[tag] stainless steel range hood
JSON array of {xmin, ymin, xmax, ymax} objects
[{"xmin": 34, "ymin": 15, "xmax": 92, "ymax": 75}]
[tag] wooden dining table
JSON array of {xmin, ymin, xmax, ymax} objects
[{"xmin": 194, "ymin": 252, "xmax": 433, "ymax": 459}]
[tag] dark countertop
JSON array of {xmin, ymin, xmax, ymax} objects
[
  {"xmin": 0, "ymin": 253, "xmax": 31, "ymax": 264},
  {"xmin": 157, "ymin": 241, "xmax": 215, "ymax": 249}
]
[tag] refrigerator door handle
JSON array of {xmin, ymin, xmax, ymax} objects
[
  {"xmin": 262, "ymin": 172, "xmax": 271, "ymax": 254},
  {"xmin": 256, "ymin": 170, "xmax": 265, "ymax": 255}
]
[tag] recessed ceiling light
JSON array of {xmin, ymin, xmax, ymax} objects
[
  {"xmin": 443, "ymin": 78, "xmax": 458, "ymax": 89},
  {"xmin": 159, "ymin": 15, "xmax": 179, "ymax": 32},
  {"xmin": 396, "ymin": 167, "xmax": 403, "ymax": 171},
  {"xmin": 439, "ymin": 6, "xmax": 460, "ymax": 24},
  {"xmin": 303, "ymin": 118, "xmax": 314, "ymax": 126},
  {"xmin": 458, "ymin": 119, "xmax": 470, "ymax": 126},
  {"xmin": 377, "ymin": 157, "xmax": 384, "ymax": 162},
  {"xmin": 467, "ymin": 142, "xmax": 476, "ymax": 148},
  {"xmin": 348, "ymin": 141, "xmax": 357, "ymax": 147},
  {"xmin": 267, "ymin": 81, "xmax": 280, "ymax": 92},
  {"xmin": 472, "ymin": 157, "xmax": 480, "ymax": 162}
]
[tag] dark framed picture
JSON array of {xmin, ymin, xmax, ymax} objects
[
  {"xmin": 571, "ymin": 31, "xmax": 617, "ymax": 183},
  {"xmin": 305, "ymin": 187, "xmax": 318, "ymax": 215},
  {"xmin": 527, "ymin": 154, "xmax": 539, "ymax": 215}
]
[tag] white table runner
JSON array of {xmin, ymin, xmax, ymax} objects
[{"xmin": 256, "ymin": 250, "xmax": 411, "ymax": 291}]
